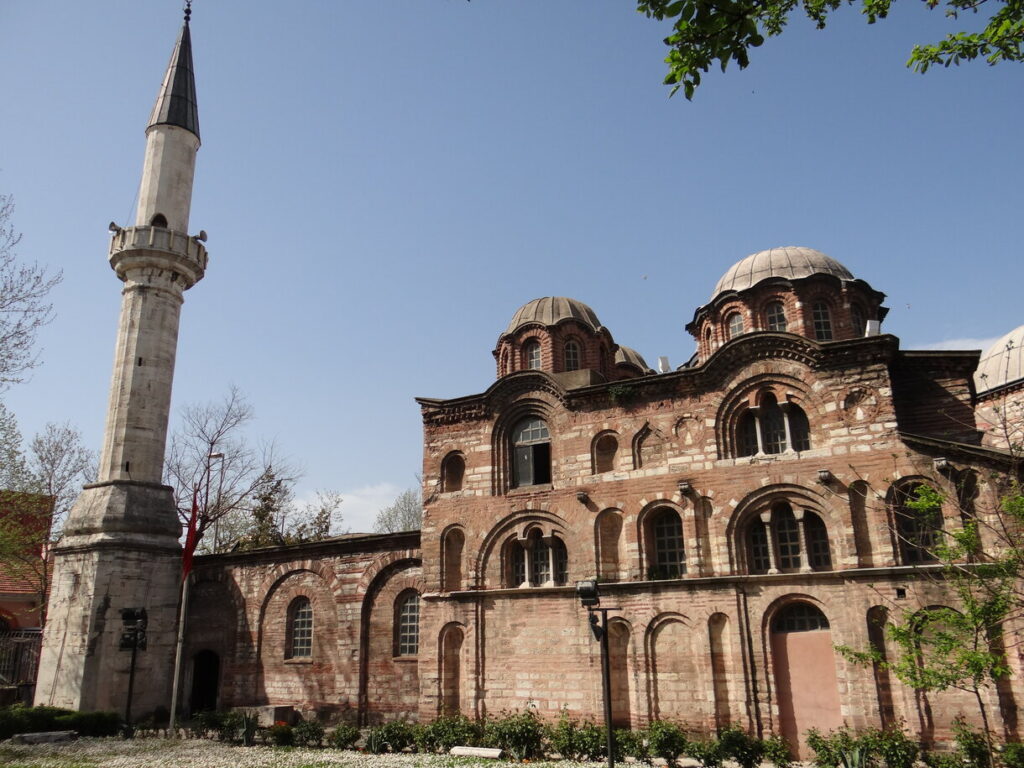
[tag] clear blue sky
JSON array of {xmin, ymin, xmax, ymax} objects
[{"xmin": 2, "ymin": 1, "xmax": 1021, "ymax": 532}]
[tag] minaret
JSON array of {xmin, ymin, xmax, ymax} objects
[{"xmin": 35, "ymin": 8, "xmax": 208, "ymax": 715}]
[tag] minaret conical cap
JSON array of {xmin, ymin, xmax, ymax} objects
[{"xmin": 147, "ymin": 18, "xmax": 200, "ymax": 140}]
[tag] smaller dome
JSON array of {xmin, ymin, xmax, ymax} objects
[
  {"xmin": 975, "ymin": 325, "xmax": 1024, "ymax": 395},
  {"xmin": 505, "ymin": 297, "xmax": 602, "ymax": 335},
  {"xmin": 615, "ymin": 345, "xmax": 651, "ymax": 371},
  {"xmin": 712, "ymin": 247, "xmax": 854, "ymax": 299}
]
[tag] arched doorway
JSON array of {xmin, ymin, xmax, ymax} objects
[
  {"xmin": 189, "ymin": 650, "xmax": 220, "ymax": 714},
  {"xmin": 770, "ymin": 602, "xmax": 842, "ymax": 758}
]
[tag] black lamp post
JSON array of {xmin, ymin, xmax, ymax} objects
[
  {"xmin": 577, "ymin": 579, "xmax": 616, "ymax": 768},
  {"xmin": 118, "ymin": 608, "xmax": 148, "ymax": 737}
]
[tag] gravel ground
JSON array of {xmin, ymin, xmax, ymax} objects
[{"xmin": 0, "ymin": 738, "xmax": 607, "ymax": 768}]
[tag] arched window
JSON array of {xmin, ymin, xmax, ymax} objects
[
  {"xmin": 772, "ymin": 602, "xmax": 830, "ymax": 633},
  {"xmin": 504, "ymin": 532, "xmax": 568, "ymax": 587},
  {"xmin": 395, "ymin": 591, "xmax": 420, "ymax": 656},
  {"xmin": 704, "ymin": 327, "xmax": 714, "ymax": 353},
  {"xmin": 286, "ymin": 597, "xmax": 313, "ymax": 659},
  {"xmin": 149, "ymin": 213, "xmax": 168, "ymax": 228},
  {"xmin": 851, "ymin": 305, "xmax": 866, "ymax": 338},
  {"xmin": 746, "ymin": 503, "xmax": 832, "ymax": 574},
  {"xmin": 593, "ymin": 433, "xmax": 618, "ymax": 473},
  {"xmin": 893, "ymin": 483, "xmax": 941, "ymax": 564},
  {"xmin": 442, "ymin": 528, "xmax": 465, "ymax": 591},
  {"xmin": 765, "ymin": 301, "xmax": 787, "ymax": 332},
  {"xmin": 512, "ymin": 417, "xmax": 551, "ymax": 487},
  {"xmin": 564, "ymin": 340, "xmax": 581, "ymax": 371},
  {"xmin": 524, "ymin": 341, "xmax": 542, "ymax": 370},
  {"xmin": 812, "ymin": 302, "xmax": 833, "ymax": 341},
  {"xmin": 441, "ymin": 452, "xmax": 465, "ymax": 493},
  {"xmin": 735, "ymin": 393, "xmax": 812, "ymax": 456},
  {"xmin": 726, "ymin": 312, "xmax": 744, "ymax": 340},
  {"xmin": 648, "ymin": 507, "xmax": 685, "ymax": 579}
]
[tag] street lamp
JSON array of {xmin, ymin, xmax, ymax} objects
[
  {"xmin": 118, "ymin": 607, "xmax": 148, "ymax": 737},
  {"xmin": 577, "ymin": 579, "xmax": 616, "ymax": 768}
]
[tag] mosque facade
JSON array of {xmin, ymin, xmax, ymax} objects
[{"xmin": 33, "ymin": 12, "xmax": 1024, "ymax": 759}]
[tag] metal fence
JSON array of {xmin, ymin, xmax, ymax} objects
[{"xmin": 0, "ymin": 628, "xmax": 41, "ymax": 704}]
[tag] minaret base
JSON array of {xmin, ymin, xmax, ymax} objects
[{"xmin": 35, "ymin": 483, "xmax": 182, "ymax": 716}]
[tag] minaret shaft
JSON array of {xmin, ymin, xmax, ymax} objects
[{"xmin": 135, "ymin": 125, "xmax": 199, "ymax": 232}]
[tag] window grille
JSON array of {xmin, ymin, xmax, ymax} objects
[
  {"xmin": 772, "ymin": 603, "xmax": 830, "ymax": 633},
  {"xmin": 812, "ymin": 302, "xmax": 833, "ymax": 341},
  {"xmin": 396, "ymin": 593, "xmax": 420, "ymax": 655},
  {"xmin": 727, "ymin": 312, "xmax": 744, "ymax": 339},
  {"xmin": 564, "ymin": 341, "xmax": 580, "ymax": 371},
  {"xmin": 653, "ymin": 509, "xmax": 685, "ymax": 577},
  {"xmin": 765, "ymin": 301, "xmax": 787, "ymax": 331},
  {"xmin": 525, "ymin": 342, "xmax": 542, "ymax": 370},
  {"xmin": 289, "ymin": 598, "xmax": 313, "ymax": 658}
]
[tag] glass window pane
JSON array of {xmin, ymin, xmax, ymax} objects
[
  {"xmin": 738, "ymin": 412, "xmax": 759, "ymax": 456},
  {"xmin": 762, "ymin": 404, "xmax": 787, "ymax": 454},
  {"xmin": 290, "ymin": 598, "xmax": 313, "ymax": 658},
  {"xmin": 525, "ymin": 342, "xmax": 542, "ymax": 370},
  {"xmin": 766, "ymin": 301, "xmax": 787, "ymax": 332},
  {"xmin": 653, "ymin": 510, "xmax": 685, "ymax": 577},
  {"xmin": 727, "ymin": 313, "xmax": 744, "ymax": 339},
  {"xmin": 749, "ymin": 523, "xmax": 770, "ymax": 574},
  {"xmin": 397, "ymin": 593, "xmax": 420, "ymax": 655},
  {"xmin": 565, "ymin": 341, "xmax": 580, "ymax": 371},
  {"xmin": 805, "ymin": 513, "xmax": 832, "ymax": 570},
  {"xmin": 812, "ymin": 303, "xmax": 833, "ymax": 341},
  {"xmin": 774, "ymin": 506, "xmax": 801, "ymax": 571},
  {"xmin": 772, "ymin": 602, "xmax": 830, "ymax": 633}
]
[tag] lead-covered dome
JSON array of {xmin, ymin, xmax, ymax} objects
[
  {"xmin": 975, "ymin": 325, "xmax": 1024, "ymax": 395},
  {"xmin": 712, "ymin": 246, "xmax": 854, "ymax": 299},
  {"xmin": 505, "ymin": 297, "xmax": 602, "ymax": 335}
]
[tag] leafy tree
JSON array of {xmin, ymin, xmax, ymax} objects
[
  {"xmin": 0, "ymin": 193, "xmax": 62, "ymax": 389},
  {"xmin": 286, "ymin": 489, "xmax": 345, "ymax": 544},
  {"xmin": 636, "ymin": 0, "xmax": 1024, "ymax": 98},
  {"xmin": 373, "ymin": 486, "xmax": 423, "ymax": 533}
]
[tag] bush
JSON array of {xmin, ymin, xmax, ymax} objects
[
  {"xmin": 868, "ymin": 726, "xmax": 919, "ymax": 768},
  {"xmin": 217, "ymin": 710, "xmax": 243, "ymax": 742},
  {"xmin": 688, "ymin": 737, "xmax": 725, "ymax": 768},
  {"xmin": 548, "ymin": 710, "xmax": 606, "ymax": 760},
  {"xmin": 483, "ymin": 709, "xmax": 546, "ymax": 760},
  {"xmin": 923, "ymin": 752, "xmax": 964, "ymax": 768},
  {"xmin": 365, "ymin": 727, "xmax": 388, "ymax": 754},
  {"xmin": 807, "ymin": 727, "xmax": 863, "ymax": 768},
  {"xmin": 614, "ymin": 728, "xmax": 648, "ymax": 762},
  {"xmin": 328, "ymin": 723, "xmax": 361, "ymax": 750},
  {"xmin": 1002, "ymin": 742, "xmax": 1024, "ymax": 768},
  {"xmin": 368, "ymin": 720, "xmax": 415, "ymax": 752},
  {"xmin": 0, "ymin": 705, "xmax": 119, "ymax": 740},
  {"xmin": 268, "ymin": 723, "xmax": 294, "ymax": 746},
  {"xmin": 294, "ymin": 718, "xmax": 325, "ymax": 747},
  {"xmin": 53, "ymin": 710, "xmax": 120, "ymax": 737},
  {"xmin": 953, "ymin": 718, "xmax": 991, "ymax": 768},
  {"xmin": 763, "ymin": 734, "xmax": 793, "ymax": 768},
  {"xmin": 193, "ymin": 709, "xmax": 225, "ymax": 738},
  {"xmin": 421, "ymin": 714, "xmax": 483, "ymax": 753},
  {"xmin": 645, "ymin": 720, "xmax": 688, "ymax": 764},
  {"xmin": 719, "ymin": 725, "xmax": 765, "ymax": 768}
]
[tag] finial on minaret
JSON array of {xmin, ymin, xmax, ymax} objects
[
  {"xmin": 148, "ymin": 3, "xmax": 200, "ymax": 140},
  {"xmin": 184, "ymin": 1, "xmax": 191, "ymax": 24}
]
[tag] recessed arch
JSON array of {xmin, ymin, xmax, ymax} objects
[{"xmin": 441, "ymin": 451, "xmax": 466, "ymax": 493}]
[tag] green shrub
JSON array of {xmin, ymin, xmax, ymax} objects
[
  {"xmin": 807, "ymin": 727, "xmax": 863, "ymax": 768},
  {"xmin": 688, "ymin": 737, "xmax": 725, "ymax": 768},
  {"xmin": 547, "ymin": 710, "xmax": 605, "ymax": 760},
  {"xmin": 0, "ymin": 705, "xmax": 118, "ymax": 740},
  {"xmin": 868, "ymin": 726, "xmax": 919, "ymax": 768},
  {"xmin": 294, "ymin": 718, "xmax": 325, "ymax": 747},
  {"xmin": 422, "ymin": 714, "xmax": 483, "ymax": 752},
  {"xmin": 719, "ymin": 725, "xmax": 765, "ymax": 768},
  {"xmin": 923, "ymin": 751, "xmax": 964, "ymax": 768},
  {"xmin": 53, "ymin": 710, "xmax": 120, "ymax": 738},
  {"xmin": 268, "ymin": 723, "xmax": 294, "ymax": 746},
  {"xmin": 193, "ymin": 709, "xmax": 225, "ymax": 738},
  {"xmin": 483, "ymin": 709, "xmax": 545, "ymax": 760},
  {"xmin": 365, "ymin": 727, "xmax": 388, "ymax": 754},
  {"xmin": 1002, "ymin": 742, "xmax": 1024, "ymax": 768},
  {"xmin": 217, "ymin": 710, "xmax": 243, "ymax": 742},
  {"xmin": 763, "ymin": 734, "xmax": 793, "ymax": 768},
  {"xmin": 614, "ymin": 728, "xmax": 648, "ymax": 762},
  {"xmin": 373, "ymin": 720, "xmax": 415, "ymax": 752},
  {"xmin": 953, "ymin": 718, "xmax": 991, "ymax": 768},
  {"xmin": 645, "ymin": 720, "xmax": 688, "ymax": 764},
  {"xmin": 328, "ymin": 723, "xmax": 361, "ymax": 750}
]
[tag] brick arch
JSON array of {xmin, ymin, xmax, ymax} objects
[
  {"xmin": 254, "ymin": 564, "xmax": 338, "ymax": 647},
  {"xmin": 474, "ymin": 509, "xmax": 567, "ymax": 588},
  {"xmin": 489, "ymin": 394, "xmax": 561, "ymax": 495},
  {"xmin": 357, "ymin": 548, "xmax": 421, "ymax": 597},
  {"xmin": 636, "ymin": 499, "xmax": 686, "ymax": 578},
  {"xmin": 725, "ymin": 483, "xmax": 839, "ymax": 572},
  {"xmin": 715, "ymin": 372, "xmax": 823, "ymax": 459}
]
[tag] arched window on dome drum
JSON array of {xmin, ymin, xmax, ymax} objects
[
  {"xmin": 564, "ymin": 340, "xmax": 581, "ymax": 372},
  {"xmin": 851, "ymin": 304, "xmax": 866, "ymax": 338},
  {"xmin": 735, "ymin": 394, "xmax": 811, "ymax": 457},
  {"xmin": 512, "ymin": 417, "xmax": 551, "ymax": 487},
  {"xmin": 524, "ymin": 341, "xmax": 542, "ymax": 370},
  {"xmin": 765, "ymin": 301, "xmax": 787, "ymax": 332},
  {"xmin": 286, "ymin": 597, "xmax": 313, "ymax": 659},
  {"xmin": 726, "ymin": 312, "xmax": 744, "ymax": 340},
  {"xmin": 395, "ymin": 591, "xmax": 420, "ymax": 656},
  {"xmin": 746, "ymin": 503, "xmax": 831, "ymax": 574},
  {"xmin": 812, "ymin": 302, "xmax": 834, "ymax": 341},
  {"xmin": 649, "ymin": 507, "xmax": 685, "ymax": 579}
]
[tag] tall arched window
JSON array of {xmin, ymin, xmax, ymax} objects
[
  {"xmin": 765, "ymin": 301, "xmax": 788, "ymax": 332},
  {"xmin": 395, "ymin": 591, "xmax": 420, "ymax": 656},
  {"xmin": 593, "ymin": 432, "xmax": 618, "ymax": 474},
  {"xmin": 746, "ymin": 503, "xmax": 832, "ymax": 574},
  {"xmin": 524, "ymin": 341, "xmax": 542, "ymax": 370},
  {"xmin": 286, "ymin": 597, "xmax": 313, "ymax": 659},
  {"xmin": 893, "ymin": 483, "xmax": 941, "ymax": 564},
  {"xmin": 648, "ymin": 507, "xmax": 685, "ymax": 579},
  {"xmin": 564, "ymin": 340, "xmax": 581, "ymax": 371},
  {"xmin": 512, "ymin": 417, "xmax": 551, "ymax": 487},
  {"xmin": 441, "ymin": 452, "xmax": 465, "ymax": 493},
  {"xmin": 736, "ymin": 393, "xmax": 812, "ymax": 456},
  {"xmin": 851, "ymin": 305, "xmax": 866, "ymax": 337},
  {"xmin": 726, "ymin": 312, "xmax": 744, "ymax": 339},
  {"xmin": 812, "ymin": 302, "xmax": 833, "ymax": 341}
]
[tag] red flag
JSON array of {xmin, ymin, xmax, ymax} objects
[{"xmin": 182, "ymin": 485, "xmax": 200, "ymax": 579}]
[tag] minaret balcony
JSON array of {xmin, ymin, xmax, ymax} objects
[{"xmin": 108, "ymin": 225, "xmax": 208, "ymax": 289}]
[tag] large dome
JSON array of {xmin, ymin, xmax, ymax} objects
[
  {"xmin": 975, "ymin": 325, "xmax": 1024, "ymax": 395},
  {"xmin": 712, "ymin": 246, "xmax": 855, "ymax": 299},
  {"xmin": 505, "ymin": 297, "xmax": 602, "ymax": 335}
]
